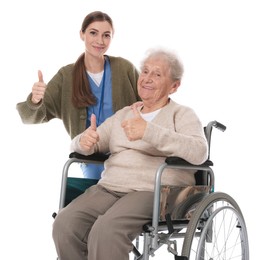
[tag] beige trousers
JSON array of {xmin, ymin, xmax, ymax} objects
[{"xmin": 52, "ymin": 184, "xmax": 154, "ymax": 260}]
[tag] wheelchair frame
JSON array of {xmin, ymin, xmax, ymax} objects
[{"xmin": 54, "ymin": 120, "xmax": 249, "ymax": 260}]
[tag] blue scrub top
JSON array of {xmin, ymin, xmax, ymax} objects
[{"xmin": 82, "ymin": 57, "xmax": 113, "ymax": 179}]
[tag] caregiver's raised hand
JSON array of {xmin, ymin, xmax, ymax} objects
[{"xmin": 31, "ymin": 70, "xmax": 47, "ymax": 104}]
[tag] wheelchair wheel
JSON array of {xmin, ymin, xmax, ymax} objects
[{"xmin": 181, "ymin": 192, "xmax": 249, "ymax": 260}]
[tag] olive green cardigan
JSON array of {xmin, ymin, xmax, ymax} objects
[{"xmin": 16, "ymin": 56, "xmax": 140, "ymax": 139}]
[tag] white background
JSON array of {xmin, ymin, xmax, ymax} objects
[{"xmin": 0, "ymin": 0, "xmax": 262, "ymax": 259}]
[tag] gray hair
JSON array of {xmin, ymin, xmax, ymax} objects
[{"xmin": 140, "ymin": 47, "xmax": 184, "ymax": 81}]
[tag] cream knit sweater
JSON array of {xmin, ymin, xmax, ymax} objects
[{"xmin": 71, "ymin": 100, "xmax": 208, "ymax": 193}]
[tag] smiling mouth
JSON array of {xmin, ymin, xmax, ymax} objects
[
  {"xmin": 93, "ymin": 45, "xmax": 105, "ymax": 51},
  {"xmin": 142, "ymin": 85, "xmax": 154, "ymax": 90}
]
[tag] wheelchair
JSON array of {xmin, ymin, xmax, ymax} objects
[{"xmin": 53, "ymin": 120, "xmax": 249, "ymax": 260}]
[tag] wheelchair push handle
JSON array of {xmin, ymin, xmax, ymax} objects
[
  {"xmin": 212, "ymin": 121, "xmax": 226, "ymax": 132},
  {"xmin": 206, "ymin": 120, "xmax": 226, "ymax": 137},
  {"xmin": 205, "ymin": 121, "xmax": 226, "ymax": 160}
]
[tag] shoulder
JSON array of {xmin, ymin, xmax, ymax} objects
[
  {"xmin": 111, "ymin": 106, "xmax": 133, "ymax": 121},
  {"xmin": 115, "ymin": 105, "xmax": 132, "ymax": 115},
  {"xmin": 107, "ymin": 55, "xmax": 136, "ymax": 69},
  {"xmin": 47, "ymin": 64, "xmax": 74, "ymax": 85},
  {"xmin": 168, "ymin": 99, "xmax": 194, "ymax": 111},
  {"xmin": 54, "ymin": 63, "xmax": 74, "ymax": 78},
  {"xmin": 165, "ymin": 100, "xmax": 198, "ymax": 118},
  {"xmin": 58, "ymin": 63, "xmax": 74, "ymax": 73}
]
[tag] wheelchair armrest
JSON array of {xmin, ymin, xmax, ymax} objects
[
  {"xmin": 165, "ymin": 157, "xmax": 213, "ymax": 167},
  {"xmin": 69, "ymin": 152, "xmax": 110, "ymax": 162},
  {"xmin": 58, "ymin": 152, "xmax": 109, "ymax": 210}
]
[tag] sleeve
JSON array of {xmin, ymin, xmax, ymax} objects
[
  {"xmin": 16, "ymin": 93, "xmax": 48, "ymax": 124},
  {"xmin": 16, "ymin": 66, "xmax": 67, "ymax": 124},
  {"xmin": 70, "ymin": 133, "xmax": 95, "ymax": 155},
  {"xmin": 142, "ymin": 107, "xmax": 208, "ymax": 165}
]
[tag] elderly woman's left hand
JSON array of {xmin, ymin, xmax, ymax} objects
[{"xmin": 121, "ymin": 106, "xmax": 147, "ymax": 141}]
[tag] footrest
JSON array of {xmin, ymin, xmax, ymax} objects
[{"xmin": 143, "ymin": 219, "xmax": 189, "ymax": 232}]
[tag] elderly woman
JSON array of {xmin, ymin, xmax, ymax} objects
[{"xmin": 52, "ymin": 48, "xmax": 208, "ymax": 260}]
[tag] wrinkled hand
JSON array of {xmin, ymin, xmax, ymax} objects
[
  {"xmin": 31, "ymin": 70, "xmax": 47, "ymax": 104},
  {"xmin": 79, "ymin": 114, "xmax": 99, "ymax": 150},
  {"xmin": 121, "ymin": 106, "xmax": 147, "ymax": 141}
]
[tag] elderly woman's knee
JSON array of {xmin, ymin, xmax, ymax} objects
[{"xmin": 53, "ymin": 210, "xmax": 74, "ymax": 239}]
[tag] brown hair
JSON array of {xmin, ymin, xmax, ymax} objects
[{"xmin": 72, "ymin": 11, "xmax": 114, "ymax": 108}]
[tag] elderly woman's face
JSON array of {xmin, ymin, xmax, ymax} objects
[{"xmin": 138, "ymin": 57, "xmax": 176, "ymax": 105}]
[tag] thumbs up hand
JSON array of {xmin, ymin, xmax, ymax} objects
[
  {"xmin": 79, "ymin": 114, "xmax": 100, "ymax": 150},
  {"xmin": 31, "ymin": 70, "xmax": 47, "ymax": 104},
  {"xmin": 121, "ymin": 106, "xmax": 147, "ymax": 141},
  {"xmin": 89, "ymin": 113, "xmax": 97, "ymax": 131}
]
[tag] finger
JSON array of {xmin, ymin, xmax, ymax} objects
[
  {"xmin": 38, "ymin": 70, "xmax": 44, "ymax": 83},
  {"xmin": 121, "ymin": 119, "xmax": 127, "ymax": 128},
  {"xmin": 90, "ymin": 113, "xmax": 97, "ymax": 130},
  {"xmin": 131, "ymin": 101, "xmax": 143, "ymax": 109},
  {"xmin": 132, "ymin": 105, "xmax": 141, "ymax": 118}
]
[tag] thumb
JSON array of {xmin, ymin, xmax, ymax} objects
[
  {"xmin": 90, "ymin": 114, "xmax": 97, "ymax": 130},
  {"xmin": 132, "ymin": 105, "xmax": 141, "ymax": 118},
  {"xmin": 38, "ymin": 70, "xmax": 44, "ymax": 83}
]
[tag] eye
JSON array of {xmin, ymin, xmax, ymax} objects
[
  {"xmin": 142, "ymin": 69, "xmax": 148, "ymax": 75},
  {"xmin": 104, "ymin": 33, "xmax": 112, "ymax": 39},
  {"xmin": 141, "ymin": 67, "xmax": 148, "ymax": 74},
  {"xmin": 89, "ymin": 30, "xmax": 97, "ymax": 36},
  {"xmin": 153, "ymin": 71, "xmax": 161, "ymax": 77}
]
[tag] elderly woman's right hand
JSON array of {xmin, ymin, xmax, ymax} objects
[
  {"xmin": 31, "ymin": 70, "xmax": 47, "ymax": 104},
  {"xmin": 79, "ymin": 114, "xmax": 100, "ymax": 150}
]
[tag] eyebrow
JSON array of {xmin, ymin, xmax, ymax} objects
[{"xmin": 88, "ymin": 28, "xmax": 111, "ymax": 34}]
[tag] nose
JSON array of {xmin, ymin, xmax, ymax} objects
[
  {"xmin": 96, "ymin": 35, "xmax": 104, "ymax": 45},
  {"xmin": 143, "ymin": 72, "xmax": 154, "ymax": 82}
]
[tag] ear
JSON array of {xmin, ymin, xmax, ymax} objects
[
  {"xmin": 169, "ymin": 80, "xmax": 181, "ymax": 94},
  {"xmin": 80, "ymin": 30, "xmax": 85, "ymax": 41}
]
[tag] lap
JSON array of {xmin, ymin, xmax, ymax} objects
[
  {"xmin": 68, "ymin": 185, "xmax": 153, "ymax": 214},
  {"xmin": 103, "ymin": 190, "xmax": 154, "ymax": 218},
  {"xmin": 59, "ymin": 185, "xmax": 120, "ymax": 219},
  {"xmin": 56, "ymin": 185, "xmax": 154, "ymax": 233},
  {"xmin": 92, "ymin": 189, "xmax": 154, "ymax": 237}
]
